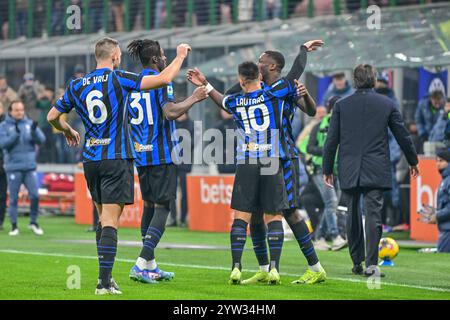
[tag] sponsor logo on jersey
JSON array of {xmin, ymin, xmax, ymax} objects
[
  {"xmin": 86, "ymin": 137, "xmax": 111, "ymax": 147},
  {"xmin": 242, "ymin": 142, "xmax": 272, "ymax": 152},
  {"xmin": 134, "ymin": 142, "xmax": 153, "ymax": 152}
]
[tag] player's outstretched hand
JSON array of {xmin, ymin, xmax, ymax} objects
[
  {"xmin": 187, "ymin": 68, "xmax": 207, "ymax": 87},
  {"xmin": 177, "ymin": 43, "xmax": 192, "ymax": 59},
  {"xmin": 302, "ymin": 39, "xmax": 324, "ymax": 52},
  {"xmin": 192, "ymin": 86, "xmax": 209, "ymax": 102},
  {"xmin": 63, "ymin": 127, "xmax": 80, "ymax": 147},
  {"xmin": 294, "ymin": 79, "xmax": 307, "ymax": 97}
]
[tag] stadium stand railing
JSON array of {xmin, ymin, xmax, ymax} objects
[{"xmin": 0, "ymin": 0, "xmax": 446, "ymax": 40}]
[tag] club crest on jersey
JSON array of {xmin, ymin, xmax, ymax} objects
[
  {"xmin": 167, "ymin": 85, "xmax": 174, "ymax": 96},
  {"xmin": 134, "ymin": 142, "xmax": 153, "ymax": 152},
  {"xmin": 242, "ymin": 142, "xmax": 272, "ymax": 152},
  {"xmin": 86, "ymin": 137, "xmax": 111, "ymax": 147}
]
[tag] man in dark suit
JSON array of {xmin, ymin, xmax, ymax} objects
[{"xmin": 322, "ymin": 64, "xmax": 419, "ymax": 277}]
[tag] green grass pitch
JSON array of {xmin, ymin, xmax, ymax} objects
[{"xmin": 0, "ymin": 216, "xmax": 449, "ymax": 300}]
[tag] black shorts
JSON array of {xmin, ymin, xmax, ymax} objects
[
  {"xmin": 231, "ymin": 159, "xmax": 289, "ymax": 214},
  {"xmin": 83, "ymin": 159, "xmax": 134, "ymax": 205},
  {"xmin": 282, "ymin": 158, "xmax": 301, "ymax": 210},
  {"xmin": 137, "ymin": 164, "xmax": 177, "ymax": 204}
]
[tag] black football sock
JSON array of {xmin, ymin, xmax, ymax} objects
[
  {"xmin": 98, "ymin": 226, "xmax": 117, "ymax": 288},
  {"xmin": 289, "ymin": 219, "xmax": 319, "ymax": 266},
  {"xmin": 267, "ymin": 220, "xmax": 284, "ymax": 271},
  {"xmin": 230, "ymin": 219, "xmax": 248, "ymax": 271},
  {"xmin": 250, "ymin": 222, "xmax": 269, "ymax": 268},
  {"xmin": 139, "ymin": 205, "xmax": 169, "ymax": 262},
  {"xmin": 140, "ymin": 204, "xmax": 155, "ymax": 243}
]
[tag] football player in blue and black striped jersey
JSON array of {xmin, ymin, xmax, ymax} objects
[
  {"xmin": 125, "ymin": 39, "xmax": 208, "ymax": 284},
  {"xmin": 187, "ymin": 39, "xmax": 326, "ymax": 285},
  {"xmin": 47, "ymin": 37, "xmax": 192, "ymax": 295}
]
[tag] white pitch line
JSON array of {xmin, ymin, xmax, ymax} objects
[{"xmin": 1, "ymin": 249, "xmax": 449, "ymax": 294}]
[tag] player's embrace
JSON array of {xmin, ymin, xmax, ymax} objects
[
  {"xmin": 46, "ymin": 37, "xmax": 191, "ymax": 295},
  {"xmin": 126, "ymin": 39, "xmax": 208, "ymax": 284}
]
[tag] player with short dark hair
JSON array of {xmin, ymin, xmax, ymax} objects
[
  {"xmin": 47, "ymin": 36, "xmax": 192, "ymax": 295},
  {"xmin": 126, "ymin": 39, "xmax": 208, "ymax": 284},
  {"xmin": 187, "ymin": 39, "xmax": 327, "ymax": 285}
]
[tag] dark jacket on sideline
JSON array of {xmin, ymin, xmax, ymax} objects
[
  {"xmin": 323, "ymin": 89, "xmax": 418, "ymax": 190},
  {"xmin": 437, "ymin": 165, "xmax": 450, "ymax": 232},
  {"xmin": 0, "ymin": 114, "xmax": 45, "ymax": 172}
]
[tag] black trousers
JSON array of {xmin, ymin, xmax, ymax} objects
[
  {"xmin": 0, "ymin": 165, "xmax": 6, "ymax": 226},
  {"xmin": 169, "ymin": 170, "xmax": 189, "ymax": 224},
  {"xmin": 343, "ymin": 187, "xmax": 384, "ymax": 268}
]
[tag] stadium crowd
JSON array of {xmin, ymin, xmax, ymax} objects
[{"xmin": 0, "ymin": 0, "xmax": 446, "ymax": 40}]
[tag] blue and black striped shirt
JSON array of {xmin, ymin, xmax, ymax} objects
[
  {"xmin": 127, "ymin": 69, "xmax": 176, "ymax": 167},
  {"xmin": 55, "ymin": 68, "xmax": 142, "ymax": 162}
]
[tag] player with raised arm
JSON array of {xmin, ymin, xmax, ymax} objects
[
  {"xmin": 125, "ymin": 39, "xmax": 209, "ymax": 284},
  {"xmin": 46, "ymin": 37, "xmax": 191, "ymax": 295},
  {"xmin": 187, "ymin": 40, "xmax": 327, "ymax": 285},
  {"xmin": 195, "ymin": 59, "xmax": 298, "ymax": 285}
]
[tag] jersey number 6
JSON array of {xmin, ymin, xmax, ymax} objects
[{"xmin": 86, "ymin": 90, "xmax": 108, "ymax": 124}]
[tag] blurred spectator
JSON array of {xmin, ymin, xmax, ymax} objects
[
  {"xmin": 423, "ymin": 148, "xmax": 450, "ymax": 253},
  {"xmin": 238, "ymin": 0, "xmax": 253, "ymax": 21},
  {"xmin": 265, "ymin": 0, "xmax": 282, "ymax": 20},
  {"xmin": 112, "ymin": 0, "xmax": 125, "ymax": 32},
  {"xmin": 415, "ymin": 90, "xmax": 445, "ymax": 143},
  {"xmin": 0, "ymin": 101, "xmax": 6, "ymax": 230},
  {"xmin": 321, "ymin": 72, "xmax": 355, "ymax": 105},
  {"xmin": 173, "ymin": 0, "xmax": 188, "ymax": 27},
  {"xmin": 293, "ymin": 0, "xmax": 333, "ymax": 17},
  {"xmin": 375, "ymin": 72, "xmax": 400, "ymax": 109},
  {"xmin": 193, "ymin": 0, "xmax": 210, "ymax": 26},
  {"xmin": 296, "ymin": 105, "xmax": 327, "ymax": 155},
  {"xmin": 307, "ymin": 96, "xmax": 347, "ymax": 251},
  {"xmin": 67, "ymin": 64, "xmax": 86, "ymax": 86},
  {"xmin": 375, "ymin": 72, "xmax": 402, "ymax": 227},
  {"xmin": 16, "ymin": 0, "xmax": 28, "ymax": 37},
  {"xmin": 429, "ymin": 98, "xmax": 450, "ymax": 143},
  {"xmin": 18, "ymin": 73, "xmax": 44, "ymax": 121},
  {"xmin": 33, "ymin": 0, "xmax": 45, "ymax": 37},
  {"xmin": 90, "ymin": 0, "xmax": 104, "ymax": 33},
  {"xmin": 215, "ymin": 109, "xmax": 237, "ymax": 174},
  {"xmin": 407, "ymin": 122, "xmax": 423, "ymax": 155},
  {"xmin": 0, "ymin": 75, "xmax": 19, "ymax": 108},
  {"xmin": 0, "ymin": 0, "xmax": 9, "ymax": 39},
  {"xmin": 36, "ymin": 86, "xmax": 56, "ymax": 163},
  {"xmin": 170, "ymin": 112, "xmax": 195, "ymax": 227},
  {"xmin": 220, "ymin": 0, "xmax": 233, "ymax": 23},
  {"xmin": 52, "ymin": 0, "xmax": 65, "ymax": 36},
  {"xmin": 0, "ymin": 100, "xmax": 45, "ymax": 236},
  {"xmin": 154, "ymin": 0, "xmax": 166, "ymax": 28}
]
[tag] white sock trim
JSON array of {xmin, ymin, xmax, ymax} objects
[
  {"xmin": 309, "ymin": 262, "xmax": 322, "ymax": 273},
  {"xmin": 136, "ymin": 257, "xmax": 147, "ymax": 270},
  {"xmin": 147, "ymin": 259, "xmax": 157, "ymax": 270},
  {"xmin": 260, "ymin": 264, "xmax": 269, "ymax": 272}
]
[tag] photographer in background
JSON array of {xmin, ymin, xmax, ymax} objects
[{"xmin": 0, "ymin": 100, "xmax": 46, "ymax": 236}]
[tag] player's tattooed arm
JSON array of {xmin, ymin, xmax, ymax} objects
[
  {"xmin": 141, "ymin": 44, "xmax": 191, "ymax": 90},
  {"xmin": 163, "ymin": 86, "xmax": 209, "ymax": 120},
  {"xmin": 285, "ymin": 39, "xmax": 324, "ymax": 84},
  {"xmin": 186, "ymin": 68, "xmax": 227, "ymax": 111},
  {"xmin": 47, "ymin": 107, "xmax": 80, "ymax": 147},
  {"xmin": 294, "ymin": 80, "xmax": 316, "ymax": 117}
]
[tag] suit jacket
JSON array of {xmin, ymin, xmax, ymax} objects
[{"xmin": 323, "ymin": 88, "xmax": 418, "ymax": 190}]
